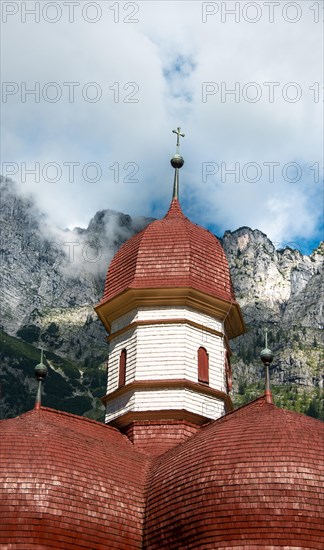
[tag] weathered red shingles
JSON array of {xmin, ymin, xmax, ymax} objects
[
  {"xmin": 122, "ymin": 420, "xmax": 199, "ymax": 457},
  {"xmin": 101, "ymin": 199, "xmax": 235, "ymax": 303},
  {"xmin": 1, "ymin": 399, "xmax": 323, "ymax": 549},
  {"xmin": 144, "ymin": 396, "xmax": 324, "ymax": 549},
  {"xmin": 0, "ymin": 407, "xmax": 151, "ymax": 550}
]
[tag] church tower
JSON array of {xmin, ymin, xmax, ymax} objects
[
  {"xmin": 1, "ymin": 130, "xmax": 323, "ymax": 550},
  {"xmin": 95, "ymin": 129, "xmax": 245, "ymax": 453}
]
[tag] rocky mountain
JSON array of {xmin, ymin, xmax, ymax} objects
[
  {"xmin": 1, "ymin": 177, "xmax": 323, "ymax": 420},
  {"xmin": 222, "ymin": 229, "xmax": 323, "ymax": 417}
]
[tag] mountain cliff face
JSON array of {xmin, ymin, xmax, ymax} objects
[
  {"xmin": 221, "ymin": 229, "xmax": 323, "ymax": 416},
  {"xmin": 0, "ymin": 177, "xmax": 152, "ymax": 361},
  {"xmin": 1, "ymin": 177, "xmax": 323, "ymax": 420}
]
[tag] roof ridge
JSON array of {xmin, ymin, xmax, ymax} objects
[
  {"xmin": 133, "ymin": 217, "xmax": 161, "ymax": 280},
  {"xmin": 148, "ymin": 397, "xmax": 273, "ymax": 464},
  {"xmin": 201, "ymin": 394, "xmax": 274, "ymax": 429},
  {"xmin": 19, "ymin": 406, "xmax": 122, "ymax": 434},
  {"xmin": 164, "ymin": 198, "xmax": 187, "ymax": 220},
  {"xmin": 101, "ymin": 224, "xmax": 149, "ymax": 303}
]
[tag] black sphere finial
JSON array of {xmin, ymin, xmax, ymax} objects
[
  {"xmin": 260, "ymin": 347, "xmax": 274, "ymax": 365},
  {"xmin": 34, "ymin": 349, "xmax": 47, "ymax": 409},
  {"xmin": 170, "ymin": 154, "xmax": 184, "ymax": 169},
  {"xmin": 34, "ymin": 349, "xmax": 48, "ymax": 381},
  {"xmin": 260, "ymin": 328, "xmax": 274, "ymax": 404}
]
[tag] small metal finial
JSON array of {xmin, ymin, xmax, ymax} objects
[
  {"xmin": 34, "ymin": 348, "xmax": 47, "ymax": 410},
  {"xmin": 172, "ymin": 127, "xmax": 185, "ymax": 153},
  {"xmin": 170, "ymin": 127, "xmax": 185, "ymax": 200},
  {"xmin": 260, "ymin": 328, "xmax": 274, "ymax": 404}
]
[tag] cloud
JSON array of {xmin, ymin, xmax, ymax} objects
[{"xmin": 1, "ymin": 1, "xmax": 323, "ymax": 252}]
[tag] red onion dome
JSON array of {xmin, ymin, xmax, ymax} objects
[
  {"xmin": 0, "ymin": 407, "xmax": 150, "ymax": 549},
  {"xmin": 101, "ymin": 199, "xmax": 235, "ymax": 305},
  {"xmin": 144, "ymin": 397, "xmax": 324, "ymax": 549}
]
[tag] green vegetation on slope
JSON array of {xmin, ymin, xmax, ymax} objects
[
  {"xmin": 233, "ymin": 381, "xmax": 324, "ymax": 421},
  {"xmin": 1, "ymin": 330, "xmax": 323, "ymax": 422},
  {"xmin": 0, "ymin": 330, "xmax": 106, "ymax": 420}
]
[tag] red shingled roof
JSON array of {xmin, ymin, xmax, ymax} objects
[
  {"xmin": 144, "ymin": 396, "xmax": 324, "ymax": 549},
  {"xmin": 1, "ymin": 399, "xmax": 323, "ymax": 549},
  {"xmin": 101, "ymin": 199, "xmax": 235, "ymax": 304},
  {"xmin": 0, "ymin": 407, "xmax": 150, "ymax": 550}
]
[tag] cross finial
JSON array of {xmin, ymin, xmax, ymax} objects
[
  {"xmin": 170, "ymin": 127, "xmax": 185, "ymax": 201},
  {"xmin": 172, "ymin": 127, "xmax": 185, "ymax": 153}
]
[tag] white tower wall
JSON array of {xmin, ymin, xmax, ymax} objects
[{"xmin": 105, "ymin": 306, "xmax": 228, "ymax": 424}]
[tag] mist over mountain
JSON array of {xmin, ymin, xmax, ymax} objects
[{"xmin": 0, "ymin": 177, "xmax": 323, "ymax": 420}]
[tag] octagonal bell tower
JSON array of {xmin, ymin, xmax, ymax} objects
[{"xmin": 95, "ymin": 129, "xmax": 245, "ymax": 452}]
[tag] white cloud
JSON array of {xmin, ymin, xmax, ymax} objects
[{"xmin": 1, "ymin": 0, "xmax": 323, "ymax": 252}]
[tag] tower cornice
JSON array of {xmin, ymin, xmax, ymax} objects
[
  {"xmin": 101, "ymin": 378, "xmax": 233, "ymax": 406},
  {"xmin": 107, "ymin": 317, "xmax": 224, "ymax": 342},
  {"xmin": 95, "ymin": 287, "xmax": 245, "ymax": 339},
  {"xmin": 101, "ymin": 378, "xmax": 233, "ymax": 429}
]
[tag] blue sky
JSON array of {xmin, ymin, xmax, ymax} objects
[{"xmin": 1, "ymin": 0, "xmax": 323, "ymax": 254}]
